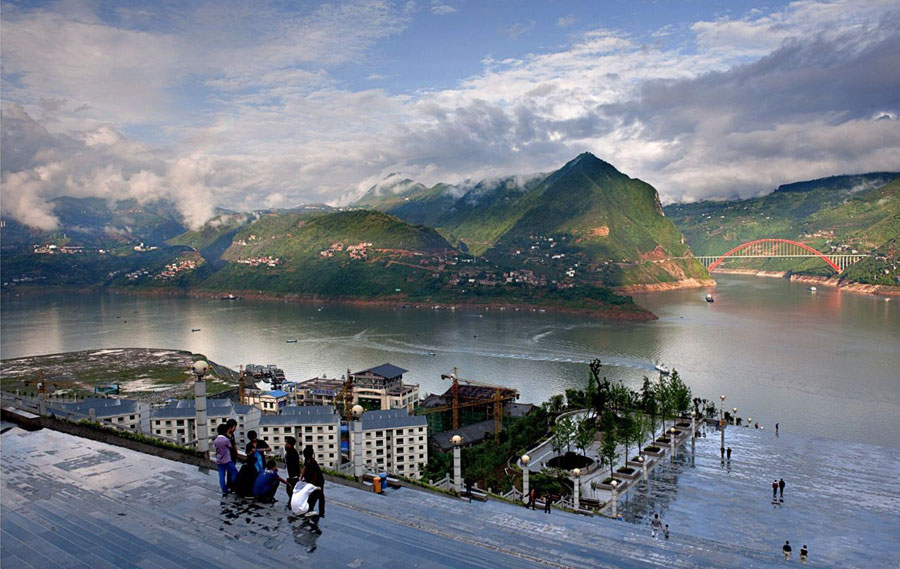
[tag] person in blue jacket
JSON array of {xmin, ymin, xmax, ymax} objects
[{"xmin": 253, "ymin": 460, "xmax": 287, "ymax": 502}]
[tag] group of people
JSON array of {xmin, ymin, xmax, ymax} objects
[
  {"xmin": 772, "ymin": 477, "xmax": 786, "ymax": 499},
  {"xmin": 782, "ymin": 540, "xmax": 809, "ymax": 563},
  {"xmin": 525, "ymin": 488, "xmax": 554, "ymax": 513},
  {"xmin": 213, "ymin": 421, "xmax": 325, "ymax": 518}
]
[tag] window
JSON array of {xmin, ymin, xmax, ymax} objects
[{"xmin": 176, "ymin": 420, "xmax": 184, "ymax": 426}]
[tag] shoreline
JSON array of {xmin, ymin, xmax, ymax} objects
[
  {"xmin": 615, "ymin": 278, "xmax": 717, "ymax": 294},
  {"xmin": 710, "ymin": 269, "xmax": 900, "ymax": 297},
  {"xmin": 2, "ymin": 285, "xmax": 658, "ymax": 321}
]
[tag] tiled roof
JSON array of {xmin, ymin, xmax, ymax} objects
[
  {"xmin": 259, "ymin": 412, "xmax": 339, "ymax": 426},
  {"xmin": 361, "ymin": 409, "xmax": 427, "ymax": 430},
  {"xmin": 354, "ymin": 363, "xmax": 408, "ymax": 379}
]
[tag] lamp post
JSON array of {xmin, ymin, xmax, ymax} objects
[
  {"xmin": 638, "ymin": 455, "xmax": 646, "ymax": 482},
  {"xmin": 451, "ymin": 434, "xmax": 463, "ymax": 495},
  {"xmin": 352, "ymin": 404, "xmax": 365, "ymax": 482},
  {"xmin": 572, "ymin": 468, "xmax": 581, "ymax": 510},
  {"xmin": 192, "ymin": 360, "xmax": 209, "ymax": 453},
  {"xmin": 521, "ymin": 454, "xmax": 530, "ymax": 504},
  {"xmin": 733, "ymin": 407, "xmax": 738, "ymax": 426},
  {"xmin": 610, "ymin": 479, "xmax": 618, "ymax": 518},
  {"xmin": 747, "ymin": 416, "xmax": 752, "ymax": 428},
  {"xmin": 719, "ymin": 394, "xmax": 726, "ymax": 457},
  {"xmin": 669, "ymin": 426, "xmax": 676, "ymax": 460}
]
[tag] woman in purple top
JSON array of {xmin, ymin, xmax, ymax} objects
[{"xmin": 214, "ymin": 423, "xmax": 238, "ymax": 495}]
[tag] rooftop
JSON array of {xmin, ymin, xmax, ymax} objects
[
  {"xmin": 361, "ymin": 409, "xmax": 427, "ymax": 430},
  {"xmin": 353, "ymin": 363, "xmax": 408, "ymax": 379}
]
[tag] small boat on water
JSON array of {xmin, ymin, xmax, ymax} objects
[
  {"xmin": 706, "ymin": 293, "xmax": 715, "ymax": 303},
  {"xmin": 286, "ymin": 339, "xmax": 298, "ymax": 343},
  {"xmin": 192, "ymin": 328, "xmax": 201, "ymax": 332},
  {"xmin": 655, "ymin": 364, "xmax": 671, "ymax": 375},
  {"xmin": 220, "ymin": 294, "xmax": 242, "ymax": 301},
  {"xmin": 808, "ymin": 286, "xmax": 817, "ymax": 292}
]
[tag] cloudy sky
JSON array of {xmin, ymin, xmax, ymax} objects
[{"xmin": 2, "ymin": 0, "xmax": 899, "ymax": 229}]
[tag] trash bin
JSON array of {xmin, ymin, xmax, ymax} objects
[{"xmin": 373, "ymin": 476, "xmax": 382, "ymax": 493}]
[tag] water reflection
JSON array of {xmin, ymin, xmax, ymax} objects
[{"xmin": 216, "ymin": 494, "xmax": 322, "ymax": 554}]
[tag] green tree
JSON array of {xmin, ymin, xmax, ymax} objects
[
  {"xmin": 669, "ymin": 370, "xmax": 692, "ymax": 418},
  {"xmin": 547, "ymin": 394, "xmax": 566, "ymax": 415},
  {"xmin": 619, "ymin": 412, "xmax": 640, "ymax": 464},
  {"xmin": 600, "ymin": 426, "xmax": 619, "ymax": 478},
  {"xmin": 574, "ymin": 420, "xmax": 597, "ymax": 457},
  {"xmin": 557, "ymin": 416, "xmax": 577, "ymax": 453},
  {"xmin": 633, "ymin": 412, "xmax": 651, "ymax": 455},
  {"xmin": 609, "ymin": 381, "xmax": 632, "ymax": 415}
]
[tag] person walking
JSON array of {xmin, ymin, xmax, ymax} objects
[
  {"xmin": 527, "ymin": 488, "xmax": 536, "ymax": 510},
  {"xmin": 799, "ymin": 544, "xmax": 808, "ymax": 564},
  {"xmin": 775, "ymin": 423, "xmax": 780, "ymax": 437},
  {"xmin": 213, "ymin": 424, "xmax": 238, "ymax": 495},
  {"xmin": 782, "ymin": 540, "xmax": 792, "ymax": 561},
  {"xmin": 779, "ymin": 478, "xmax": 785, "ymax": 498},
  {"xmin": 543, "ymin": 494, "xmax": 551, "ymax": 514},
  {"xmin": 726, "ymin": 447, "xmax": 732, "ymax": 460},
  {"xmin": 772, "ymin": 480, "xmax": 779, "ymax": 499},
  {"xmin": 650, "ymin": 514, "xmax": 663, "ymax": 539}
]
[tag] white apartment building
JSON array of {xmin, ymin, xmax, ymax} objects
[
  {"xmin": 51, "ymin": 398, "xmax": 151, "ymax": 433},
  {"xmin": 257, "ymin": 405, "xmax": 341, "ymax": 469},
  {"xmin": 354, "ymin": 409, "xmax": 428, "ymax": 480},
  {"xmin": 150, "ymin": 399, "xmax": 260, "ymax": 449}
]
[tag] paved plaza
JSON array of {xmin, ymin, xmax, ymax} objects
[{"xmin": 1, "ymin": 423, "xmax": 897, "ymax": 568}]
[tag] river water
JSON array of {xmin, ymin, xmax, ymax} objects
[{"xmin": 2, "ymin": 275, "xmax": 898, "ymax": 447}]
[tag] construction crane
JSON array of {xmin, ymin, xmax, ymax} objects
[
  {"xmin": 420, "ymin": 367, "xmax": 518, "ymax": 443},
  {"xmin": 24, "ymin": 370, "xmax": 83, "ymax": 400}
]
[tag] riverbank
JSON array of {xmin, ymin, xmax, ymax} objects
[
  {"xmin": 710, "ymin": 269, "xmax": 900, "ymax": 297},
  {"xmin": 615, "ymin": 278, "xmax": 717, "ymax": 294},
  {"xmin": 1, "ymin": 284, "xmax": 658, "ymax": 321}
]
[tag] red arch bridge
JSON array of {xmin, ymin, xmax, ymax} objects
[{"xmin": 695, "ymin": 239, "xmax": 867, "ymax": 274}]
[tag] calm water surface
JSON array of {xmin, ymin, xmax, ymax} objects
[{"xmin": 2, "ymin": 275, "xmax": 898, "ymax": 446}]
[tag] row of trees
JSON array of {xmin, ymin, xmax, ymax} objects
[{"xmin": 549, "ymin": 360, "xmax": 694, "ymax": 478}]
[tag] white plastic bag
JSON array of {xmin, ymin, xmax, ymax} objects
[{"xmin": 290, "ymin": 481, "xmax": 317, "ymax": 515}]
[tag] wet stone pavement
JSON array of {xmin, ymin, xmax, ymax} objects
[
  {"xmin": 617, "ymin": 426, "xmax": 900, "ymax": 568},
  {"xmin": 1, "ymin": 424, "xmax": 896, "ymax": 569}
]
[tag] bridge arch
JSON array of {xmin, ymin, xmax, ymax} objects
[{"xmin": 707, "ymin": 238, "xmax": 842, "ymax": 273}]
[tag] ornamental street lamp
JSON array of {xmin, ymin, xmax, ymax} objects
[
  {"xmin": 572, "ymin": 468, "xmax": 581, "ymax": 510},
  {"xmin": 610, "ymin": 479, "xmax": 618, "ymax": 518},
  {"xmin": 669, "ymin": 426, "xmax": 676, "ymax": 460},
  {"xmin": 352, "ymin": 404, "xmax": 365, "ymax": 482},
  {"xmin": 451, "ymin": 434, "xmax": 463, "ymax": 495},
  {"xmin": 747, "ymin": 416, "xmax": 752, "ymax": 428},
  {"xmin": 521, "ymin": 454, "xmax": 531, "ymax": 503},
  {"xmin": 720, "ymin": 394, "xmax": 727, "ymax": 457},
  {"xmin": 192, "ymin": 360, "xmax": 209, "ymax": 453},
  {"xmin": 733, "ymin": 407, "xmax": 738, "ymax": 426},
  {"xmin": 638, "ymin": 455, "xmax": 646, "ymax": 482}
]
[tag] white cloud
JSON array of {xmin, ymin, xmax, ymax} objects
[
  {"xmin": 2, "ymin": 0, "xmax": 899, "ymax": 230},
  {"xmin": 431, "ymin": 2, "xmax": 457, "ymax": 16},
  {"xmin": 557, "ymin": 15, "xmax": 576, "ymax": 28}
]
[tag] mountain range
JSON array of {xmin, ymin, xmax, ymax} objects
[{"xmin": 2, "ymin": 154, "xmax": 897, "ymax": 310}]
